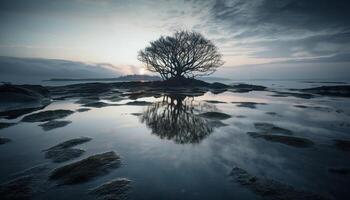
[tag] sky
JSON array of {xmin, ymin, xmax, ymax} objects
[{"xmin": 0, "ymin": 0, "xmax": 350, "ymax": 80}]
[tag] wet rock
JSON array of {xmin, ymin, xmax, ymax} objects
[
  {"xmin": 0, "ymin": 164, "xmax": 51, "ymax": 200},
  {"xmin": 10, "ymin": 164, "xmax": 50, "ymax": 179},
  {"xmin": 76, "ymin": 97, "xmax": 100, "ymax": 105},
  {"xmin": 89, "ymin": 178, "xmax": 131, "ymax": 200},
  {"xmin": 0, "ymin": 137, "xmax": 11, "ymax": 145},
  {"xmin": 334, "ymin": 139, "xmax": 350, "ymax": 151},
  {"xmin": 39, "ymin": 120, "xmax": 71, "ymax": 131},
  {"xmin": 48, "ymin": 82, "xmax": 113, "ymax": 100},
  {"xmin": 254, "ymin": 123, "xmax": 293, "ymax": 135},
  {"xmin": 229, "ymin": 166, "xmax": 330, "ymax": 200},
  {"xmin": 247, "ymin": 132, "xmax": 314, "ymax": 148},
  {"xmin": 300, "ymin": 85, "xmax": 350, "ymax": 97},
  {"xmin": 126, "ymin": 101, "xmax": 153, "ymax": 106},
  {"xmin": 21, "ymin": 109, "xmax": 74, "ymax": 122},
  {"xmin": 76, "ymin": 108, "xmax": 91, "ymax": 112},
  {"xmin": 198, "ymin": 112, "xmax": 231, "ymax": 120},
  {"xmin": 131, "ymin": 113, "xmax": 142, "ymax": 116},
  {"xmin": 270, "ymin": 91, "xmax": 314, "ymax": 99},
  {"xmin": 47, "ymin": 137, "xmax": 92, "ymax": 150},
  {"xmin": 294, "ymin": 105, "xmax": 332, "ymax": 112},
  {"xmin": 0, "ymin": 107, "xmax": 47, "ymax": 120},
  {"xmin": 0, "ymin": 175, "xmax": 34, "ymax": 200},
  {"xmin": 123, "ymin": 91, "xmax": 152, "ymax": 100},
  {"xmin": 230, "ymin": 84, "xmax": 266, "ymax": 93},
  {"xmin": 328, "ymin": 167, "xmax": 350, "ymax": 175},
  {"xmin": 232, "ymin": 102, "xmax": 267, "ymax": 109},
  {"xmin": 235, "ymin": 115, "xmax": 246, "ymax": 118},
  {"xmin": 44, "ymin": 137, "xmax": 92, "ymax": 163},
  {"xmin": 0, "ymin": 84, "xmax": 51, "ymax": 119},
  {"xmin": 49, "ymin": 151, "xmax": 121, "ymax": 185},
  {"xmin": 82, "ymin": 102, "xmax": 114, "ymax": 108},
  {"xmin": 294, "ymin": 105, "xmax": 308, "ymax": 108},
  {"xmin": 205, "ymin": 100, "xmax": 226, "ymax": 104},
  {"xmin": 0, "ymin": 122, "xmax": 16, "ymax": 130},
  {"xmin": 266, "ymin": 112, "xmax": 278, "ymax": 116},
  {"xmin": 45, "ymin": 148, "xmax": 85, "ymax": 163}
]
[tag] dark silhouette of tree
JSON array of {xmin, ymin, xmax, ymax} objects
[
  {"xmin": 139, "ymin": 95, "xmax": 214, "ymax": 144},
  {"xmin": 138, "ymin": 30, "xmax": 224, "ymax": 80}
]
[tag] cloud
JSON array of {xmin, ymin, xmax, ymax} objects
[
  {"xmin": 0, "ymin": 0, "xmax": 349, "ymax": 74},
  {"xmin": 204, "ymin": 0, "xmax": 350, "ymax": 63},
  {"xmin": 0, "ymin": 56, "xmax": 124, "ymax": 84}
]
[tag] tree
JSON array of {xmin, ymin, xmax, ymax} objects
[{"xmin": 138, "ymin": 30, "xmax": 224, "ymax": 80}]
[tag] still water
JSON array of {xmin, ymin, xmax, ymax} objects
[{"xmin": 0, "ymin": 81, "xmax": 350, "ymax": 199}]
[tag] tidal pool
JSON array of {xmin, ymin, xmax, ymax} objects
[{"xmin": 0, "ymin": 81, "xmax": 350, "ymax": 200}]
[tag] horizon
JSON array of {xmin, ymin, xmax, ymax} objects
[{"xmin": 1, "ymin": 0, "xmax": 350, "ymax": 81}]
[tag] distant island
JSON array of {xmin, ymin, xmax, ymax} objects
[{"xmin": 45, "ymin": 74, "xmax": 162, "ymax": 82}]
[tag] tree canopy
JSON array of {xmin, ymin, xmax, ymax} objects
[{"xmin": 138, "ymin": 30, "xmax": 224, "ymax": 80}]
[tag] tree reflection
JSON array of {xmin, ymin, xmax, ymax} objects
[{"xmin": 140, "ymin": 95, "xmax": 216, "ymax": 144}]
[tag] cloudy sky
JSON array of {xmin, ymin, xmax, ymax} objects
[{"xmin": 0, "ymin": 0, "xmax": 349, "ymax": 80}]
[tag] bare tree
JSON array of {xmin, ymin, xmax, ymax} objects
[{"xmin": 138, "ymin": 30, "xmax": 224, "ymax": 80}]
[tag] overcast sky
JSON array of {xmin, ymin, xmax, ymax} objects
[{"xmin": 0, "ymin": 0, "xmax": 349, "ymax": 79}]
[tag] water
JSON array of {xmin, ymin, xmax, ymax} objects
[{"xmin": 0, "ymin": 81, "xmax": 350, "ymax": 199}]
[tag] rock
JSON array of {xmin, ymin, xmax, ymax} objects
[
  {"xmin": 123, "ymin": 91, "xmax": 152, "ymax": 100},
  {"xmin": 0, "ymin": 122, "xmax": 16, "ymax": 130},
  {"xmin": 232, "ymin": 102, "xmax": 267, "ymax": 109},
  {"xmin": 49, "ymin": 151, "xmax": 121, "ymax": 185},
  {"xmin": 131, "ymin": 113, "xmax": 142, "ymax": 116},
  {"xmin": 334, "ymin": 139, "xmax": 350, "ymax": 151},
  {"xmin": 75, "ymin": 97, "xmax": 100, "ymax": 104},
  {"xmin": 44, "ymin": 137, "xmax": 92, "ymax": 163},
  {"xmin": 198, "ymin": 112, "xmax": 231, "ymax": 120},
  {"xmin": 0, "ymin": 84, "xmax": 50, "ymax": 104},
  {"xmin": 294, "ymin": 105, "xmax": 308, "ymax": 108},
  {"xmin": 89, "ymin": 178, "xmax": 131, "ymax": 200},
  {"xmin": 205, "ymin": 100, "xmax": 226, "ymax": 104},
  {"xmin": 0, "ymin": 164, "xmax": 51, "ymax": 199},
  {"xmin": 46, "ymin": 137, "xmax": 92, "ymax": 150},
  {"xmin": 0, "ymin": 107, "xmax": 47, "ymax": 120},
  {"xmin": 39, "ymin": 120, "xmax": 71, "ymax": 131},
  {"xmin": 0, "ymin": 175, "xmax": 34, "ymax": 200},
  {"xmin": 45, "ymin": 148, "xmax": 85, "ymax": 163},
  {"xmin": 266, "ymin": 112, "xmax": 278, "ymax": 116},
  {"xmin": 82, "ymin": 102, "xmax": 113, "ymax": 108},
  {"xmin": 21, "ymin": 109, "xmax": 74, "ymax": 122},
  {"xmin": 328, "ymin": 167, "xmax": 350, "ymax": 175},
  {"xmin": 300, "ymin": 85, "xmax": 350, "ymax": 97},
  {"xmin": 270, "ymin": 91, "xmax": 314, "ymax": 99},
  {"xmin": 0, "ymin": 137, "xmax": 11, "ymax": 145},
  {"xmin": 126, "ymin": 101, "xmax": 153, "ymax": 106},
  {"xmin": 229, "ymin": 166, "xmax": 330, "ymax": 200},
  {"xmin": 230, "ymin": 84, "xmax": 266, "ymax": 93},
  {"xmin": 76, "ymin": 108, "xmax": 91, "ymax": 112},
  {"xmin": 294, "ymin": 105, "xmax": 332, "ymax": 112},
  {"xmin": 0, "ymin": 84, "xmax": 51, "ymax": 119},
  {"xmin": 254, "ymin": 123, "xmax": 293, "ymax": 135},
  {"xmin": 247, "ymin": 132, "xmax": 314, "ymax": 148}
]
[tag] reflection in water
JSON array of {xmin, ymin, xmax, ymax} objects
[{"xmin": 140, "ymin": 95, "xmax": 216, "ymax": 144}]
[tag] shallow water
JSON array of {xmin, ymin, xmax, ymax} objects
[{"xmin": 1, "ymin": 81, "xmax": 350, "ymax": 200}]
